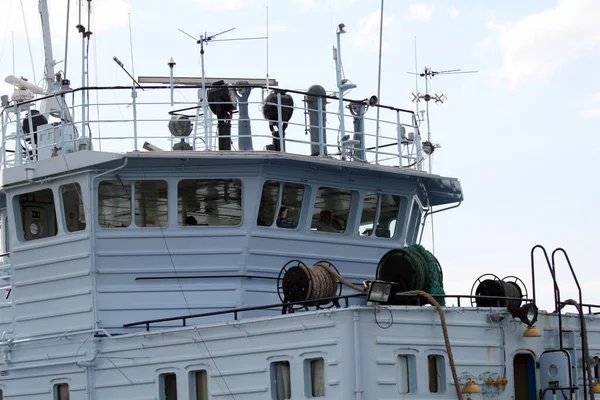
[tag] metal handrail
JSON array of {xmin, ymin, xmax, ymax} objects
[
  {"xmin": 1, "ymin": 84, "xmax": 422, "ymax": 170},
  {"xmin": 123, "ymin": 292, "xmax": 534, "ymax": 331}
]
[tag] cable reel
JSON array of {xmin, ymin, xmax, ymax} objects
[
  {"xmin": 277, "ymin": 259, "xmax": 343, "ymax": 313},
  {"xmin": 470, "ymin": 274, "xmax": 527, "ymax": 308}
]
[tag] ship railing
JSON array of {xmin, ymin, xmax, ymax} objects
[
  {"xmin": 0, "ymin": 84, "xmax": 424, "ymax": 170},
  {"xmin": 124, "ymin": 292, "xmax": 534, "ymax": 332}
]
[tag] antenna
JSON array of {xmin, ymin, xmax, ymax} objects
[
  {"xmin": 409, "ymin": 67, "xmax": 477, "ymax": 172},
  {"xmin": 178, "ymin": 27, "xmax": 267, "ymax": 150}
]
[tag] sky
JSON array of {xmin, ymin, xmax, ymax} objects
[{"xmin": 0, "ymin": 0, "xmax": 599, "ymax": 311}]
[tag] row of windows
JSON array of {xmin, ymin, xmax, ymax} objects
[
  {"xmin": 12, "ymin": 178, "xmax": 421, "ymax": 242},
  {"xmin": 159, "ymin": 359, "xmax": 325, "ymax": 400}
]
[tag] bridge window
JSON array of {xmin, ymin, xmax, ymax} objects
[
  {"xmin": 98, "ymin": 179, "xmax": 131, "ymax": 228},
  {"xmin": 305, "ymin": 357, "xmax": 325, "ymax": 397},
  {"xmin": 61, "ymin": 183, "xmax": 86, "ymax": 232},
  {"xmin": 178, "ymin": 179, "xmax": 242, "ymax": 226},
  {"xmin": 190, "ymin": 370, "xmax": 208, "ymax": 400},
  {"xmin": 271, "ymin": 361, "xmax": 291, "ymax": 400},
  {"xmin": 135, "ymin": 180, "xmax": 168, "ymax": 227},
  {"xmin": 359, "ymin": 193, "xmax": 401, "ymax": 238},
  {"xmin": 54, "ymin": 383, "xmax": 69, "ymax": 400},
  {"xmin": 0, "ymin": 388, "xmax": 3, "ymax": 400},
  {"xmin": 258, "ymin": 180, "xmax": 305, "ymax": 229},
  {"xmin": 406, "ymin": 201, "xmax": 422, "ymax": 244},
  {"xmin": 159, "ymin": 373, "xmax": 177, "ymax": 400},
  {"xmin": 428, "ymin": 355, "xmax": 446, "ymax": 393},
  {"xmin": 311, "ymin": 187, "xmax": 353, "ymax": 234},
  {"xmin": 18, "ymin": 188, "xmax": 58, "ymax": 240}
]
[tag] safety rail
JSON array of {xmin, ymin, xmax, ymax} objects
[
  {"xmin": 123, "ymin": 292, "xmax": 534, "ymax": 331},
  {"xmin": 0, "ymin": 84, "xmax": 424, "ymax": 170}
]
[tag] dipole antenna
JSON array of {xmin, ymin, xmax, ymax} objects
[
  {"xmin": 178, "ymin": 27, "xmax": 267, "ymax": 150},
  {"xmin": 409, "ymin": 67, "xmax": 477, "ymax": 173}
]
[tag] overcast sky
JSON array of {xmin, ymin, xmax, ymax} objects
[{"xmin": 0, "ymin": 0, "xmax": 599, "ymax": 311}]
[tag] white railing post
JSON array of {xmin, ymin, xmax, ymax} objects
[
  {"xmin": 317, "ymin": 99, "xmax": 324, "ymax": 156},
  {"xmin": 276, "ymin": 92, "xmax": 285, "ymax": 152},
  {"xmin": 15, "ymin": 104, "xmax": 23, "ymax": 165},
  {"xmin": 1, "ymin": 111, "xmax": 6, "ymax": 168},
  {"xmin": 131, "ymin": 86, "xmax": 138, "ymax": 151}
]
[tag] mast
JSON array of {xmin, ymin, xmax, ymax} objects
[{"xmin": 39, "ymin": 0, "xmax": 56, "ymax": 90}]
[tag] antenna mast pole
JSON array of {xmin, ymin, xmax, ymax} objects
[
  {"xmin": 374, "ymin": 0, "xmax": 384, "ymax": 164},
  {"xmin": 200, "ymin": 36, "xmax": 209, "ymax": 149},
  {"xmin": 39, "ymin": 0, "xmax": 56, "ymax": 89}
]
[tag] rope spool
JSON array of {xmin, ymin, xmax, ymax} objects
[
  {"xmin": 278, "ymin": 260, "xmax": 343, "ymax": 309},
  {"xmin": 375, "ymin": 245, "xmax": 445, "ymax": 305},
  {"xmin": 470, "ymin": 274, "xmax": 526, "ymax": 308}
]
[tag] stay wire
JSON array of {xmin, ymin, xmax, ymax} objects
[{"xmin": 136, "ymin": 164, "xmax": 236, "ymax": 400}]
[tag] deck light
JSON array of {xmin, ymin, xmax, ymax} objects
[
  {"xmin": 367, "ymin": 280, "xmax": 395, "ymax": 303},
  {"xmin": 509, "ymin": 303, "xmax": 541, "ymax": 337}
]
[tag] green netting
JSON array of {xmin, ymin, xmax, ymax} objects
[{"xmin": 408, "ymin": 244, "xmax": 445, "ymax": 306}]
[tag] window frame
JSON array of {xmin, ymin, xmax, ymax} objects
[
  {"xmin": 16, "ymin": 187, "xmax": 59, "ymax": 241},
  {"xmin": 159, "ymin": 372, "xmax": 178, "ymax": 400},
  {"xmin": 397, "ymin": 354, "xmax": 417, "ymax": 394},
  {"xmin": 257, "ymin": 180, "xmax": 306, "ymax": 229},
  {"xmin": 177, "ymin": 178, "xmax": 243, "ymax": 227},
  {"xmin": 304, "ymin": 357, "xmax": 325, "ymax": 397},
  {"xmin": 60, "ymin": 182, "xmax": 86, "ymax": 233},
  {"xmin": 427, "ymin": 354, "xmax": 446, "ymax": 393},
  {"xmin": 53, "ymin": 382, "xmax": 70, "ymax": 400},
  {"xmin": 97, "ymin": 179, "xmax": 133, "ymax": 229},
  {"xmin": 270, "ymin": 360, "xmax": 292, "ymax": 400},
  {"xmin": 134, "ymin": 180, "xmax": 169, "ymax": 228},
  {"xmin": 358, "ymin": 192, "xmax": 403, "ymax": 239},
  {"xmin": 189, "ymin": 369, "xmax": 209, "ymax": 400}
]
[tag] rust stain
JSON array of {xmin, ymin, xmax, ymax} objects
[{"xmin": 487, "ymin": 346, "xmax": 492, "ymax": 360}]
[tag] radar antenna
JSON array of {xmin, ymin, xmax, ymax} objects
[{"xmin": 178, "ymin": 27, "xmax": 267, "ymax": 150}]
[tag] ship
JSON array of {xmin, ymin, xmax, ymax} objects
[{"xmin": 0, "ymin": 1, "xmax": 598, "ymax": 399}]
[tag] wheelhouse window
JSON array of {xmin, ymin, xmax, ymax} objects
[
  {"xmin": 61, "ymin": 183, "xmax": 86, "ymax": 232},
  {"xmin": 311, "ymin": 187, "xmax": 353, "ymax": 234},
  {"xmin": 98, "ymin": 179, "xmax": 132, "ymax": 228},
  {"xmin": 406, "ymin": 201, "xmax": 422, "ymax": 244},
  {"xmin": 0, "ymin": 388, "xmax": 3, "ymax": 400},
  {"xmin": 178, "ymin": 179, "xmax": 242, "ymax": 226},
  {"xmin": 271, "ymin": 361, "xmax": 291, "ymax": 400},
  {"xmin": 135, "ymin": 180, "xmax": 168, "ymax": 227},
  {"xmin": 190, "ymin": 370, "xmax": 208, "ymax": 400},
  {"xmin": 54, "ymin": 383, "xmax": 69, "ymax": 400},
  {"xmin": 18, "ymin": 188, "xmax": 58, "ymax": 240},
  {"xmin": 159, "ymin": 373, "xmax": 177, "ymax": 400},
  {"xmin": 257, "ymin": 180, "xmax": 305, "ymax": 229},
  {"xmin": 359, "ymin": 193, "xmax": 402, "ymax": 238},
  {"xmin": 305, "ymin": 357, "xmax": 325, "ymax": 397}
]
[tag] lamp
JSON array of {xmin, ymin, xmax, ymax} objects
[
  {"xmin": 509, "ymin": 303, "xmax": 541, "ymax": 337},
  {"xmin": 367, "ymin": 280, "xmax": 395, "ymax": 303},
  {"xmin": 462, "ymin": 379, "xmax": 481, "ymax": 400},
  {"xmin": 593, "ymin": 380, "xmax": 600, "ymax": 394}
]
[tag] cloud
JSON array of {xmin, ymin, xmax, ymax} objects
[
  {"xmin": 492, "ymin": 0, "xmax": 600, "ymax": 89},
  {"xmin": 449, "ymin": 6, "xmax": 459, "ymax": 19},
  {"xmin": 582, "ymin": 92, "xmax": 600, "ymax": 118},
  {"xmin": 269, "ymin": 25, "xmax": 289, "ymax": 32},
  {"xmin": 409, "ymin": 4, "xmax": 434, "ymax": 21},
  {"xmin": 0, "ymin": 0, "xmax": 131, "ymax": 43},
  {"xmin": 186, "ymin": 0, "xmax": 244, "ymax": 12},
  {"xmin": 291, "ymin": 0, "xmax": 316, "ymax": 11},
  {"xmin": 354, "ymin": 10, "xmax": 393, "ymax": 49}
]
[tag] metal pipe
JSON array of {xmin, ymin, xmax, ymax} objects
[
  {"xmin": 131, "ymin": 86, "xmax": 138, "ymax": 151},
  {"xmin": 276, "ymin": 92, "xmax": 285, "ymax": 152},
  {"xmin": 353, "ymin": 310, "xmax": 363, "ymax": 400}
]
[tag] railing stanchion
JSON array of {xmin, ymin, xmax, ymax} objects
[
  {"xmin": 276, "ymin": 92, "xmax": 285, "ymax": 152},
  {"xmin": 318, "ymin": 99, "xmax": 324, "ymax": 156},
  {"xmin": 131, "ymin": 85, "xmax": 138, "ymax": 151}
]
